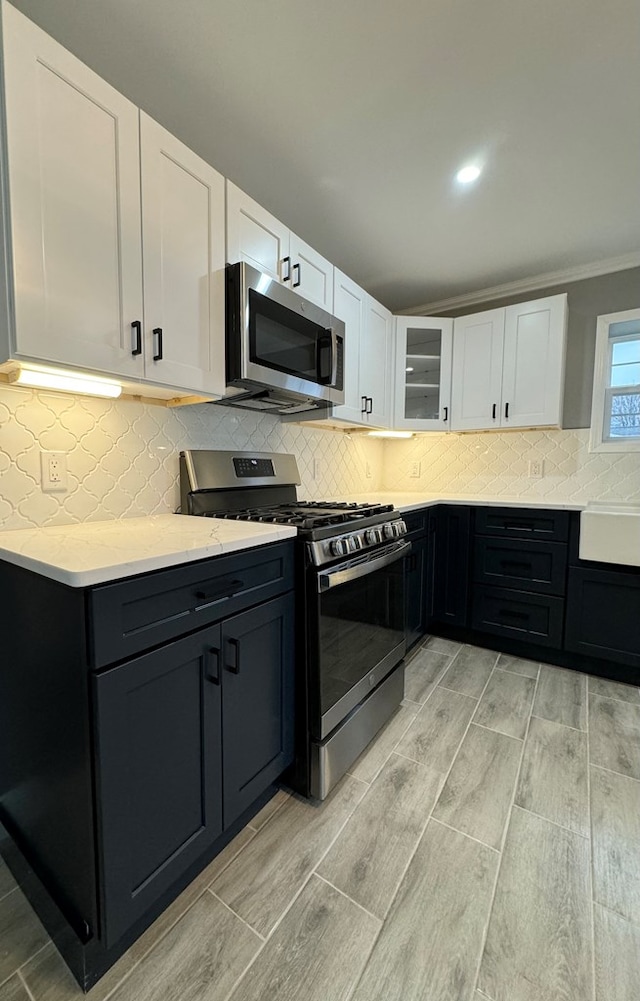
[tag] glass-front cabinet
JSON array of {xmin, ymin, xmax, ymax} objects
[{"xmin": 394, "ymin": 316, "xmax": 453, "ymax": 430}]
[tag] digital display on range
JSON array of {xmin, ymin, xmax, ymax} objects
[{"xmin": 233, "ymin": 457, "xmax": 275, "ymax": 478}]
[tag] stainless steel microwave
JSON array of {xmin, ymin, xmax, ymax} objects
[{"xmin": 223, "ymin": 262, "xmax": 345, "ymax": 415}]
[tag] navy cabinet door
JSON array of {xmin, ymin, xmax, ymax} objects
[
  {"xmin": 430, "ymin": 506, "xmax": 471, "ymax": 628},
  {"xmin": 221, "ymin": 593, "xmax": 295, "ymax": 828},
  {"xmin": 405, "ymin": 536, "xmax": 428, "ymax": 649},
  {"xmin": 565, "ymin": 567, "xmax": 640, "ymax": 670},
  {"xmin": 94, "ymin": 625, "xmax": 223, "ymax": 947}
]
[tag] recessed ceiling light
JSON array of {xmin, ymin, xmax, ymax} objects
[{"xmin": 456, "ymin": 164, "xmax": 481, "ymax": 184}]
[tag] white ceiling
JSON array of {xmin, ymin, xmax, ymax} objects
[{"xmin": 11, "ymin": 0, "xmax": 640, "ymax": 311}]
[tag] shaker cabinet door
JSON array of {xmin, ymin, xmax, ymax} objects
[
  {"xmin": 451, "ymin": 308, "xmax": 505, "ymax": 430},
  {"xmin": 94, "ymin": 626, "xmax": 223, "ymax": 947},
  {"xmin": 363, "ymin": 296, "xmax": 393, "ymax": 427},
  {"xmin": 140, "ymin": 113, "xmax": 226, "ymax": 396},
  {"xmin": 331, "ymin": 270, "xmax": 368, "ymax": 424},
  {"xmin": 221, "ymin": 594, "xmax": 295, "ymax": 828},
  {"xmin": 3, "ymin": 4, "xmax": 144, "ymax": 378},
  {"xmin": 289, "ymin": 233, "xmax": 334, "ymax": 311},
  {"xmin": 226, "ymin": 181, "xmax": 290, "ymax": 281},
  {"xmin": 500, "ymin": 294, "xmax": 568, "ymax": 428}
]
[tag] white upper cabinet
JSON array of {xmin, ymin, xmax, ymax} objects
[
  {"xmin": 394, "ymin": 316, "xmax": 453, "ymax": 431},
  {"xmin": 331, "ymin": 270, "xmax": 366, "ymax": 424},
  {"xmin": 500, "ymin": 295, "xmax": 568, "ymax": 428},
  {"xmin": 226, "ymin": 182, "xmax": 333, "ymax": 309},
  {"xmin": 331, "ymin": 270, "xmax": 392, "ymax": 428},
  {"xmin": 450, "ymin": 295, "xmax": 568, "ymax": 431},
  {"xmin": 364, "ymin": 297, "xmax": 393, "ymax": 427},
  {"xmin": 288, "ymin": 233, "xmax": 333, "ymax": 311},
  {"xmin": 2, "ymin": 2, "xmax": 144, "ymax": 378},
  {"xmin": 451, "ymin": 309, "xmax": 505, "ymax": 430},
  {"xmin": 1, "ymin": 4, "xmax": 226, "ymax": 396},
  {"xmin": 140, "ymin": 114, "xmax": 225, "ymax": 396},
  {"xmin": 226, "ymin": 181, "xmax": 289, "ymax": 281}
]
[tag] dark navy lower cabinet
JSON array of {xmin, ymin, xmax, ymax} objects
[
  {"xmin": 0, "ymin": 541, "xmax": 295, "ymax": 991},
  {"xmin": 429, "ymin": 505, "xmax": 471, "ymax": 629},
  {"xmin": 94, "ymin": 625, "xmax": 224, "ymax": 947},
  {"xmin": 221, "ymin": 594, "xmax": 295, "ymax": 827},
  {"xmin": 405, "ymin": 535, "xmax": 428, "ymax": 649},
  {"xmin": 565, "ymin": 566, "xmax": 640, "ymax": 670}
]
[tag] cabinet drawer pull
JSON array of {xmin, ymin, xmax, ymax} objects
[
  {"xmin": 282, "ymin": 256, "xmax": 291, "ymax": 281},
  {"xmin": 500, "ymin": 608, "xmax": 530, "ymax": 621},
  {"xmin": 194, "ymin": 578, "xmax": 244, "ymax": 603},
  {"xmin": 225, "ymin": 637, "xmax": 240, "ymax": 674},
  {"xmin": 204, "ymin": 647, "xmax": 220, "ymax": 685},
  {"xmin": 153, "ymin": 327, "xmax": 163, "ymax": 362},
  {"xmin": 131, "ymin": 320, "xmax": 142, "ymax": 356},
  {"xmin": 292, "ymin": 262, "xmax": 301, "ymax": 288},
  {"xmin": 499, "ymin": 559, "xmax": 531, "ymax": 570}
]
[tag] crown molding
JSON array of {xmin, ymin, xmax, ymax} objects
[{"xmin": 400, "ymin": 251, "xmax": 640, "ymax": 316}]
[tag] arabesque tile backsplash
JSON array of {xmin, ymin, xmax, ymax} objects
[
  {"xmin": 1, "ymin": 383, "xmax": 639, "ymax": 531},
  {"xmin": 382, "ymin": 429, "xmax": 640, "ymax": 502},
  {"xmin": 0, "ymin": 385, "xmax": 383, "ymax": 531}
]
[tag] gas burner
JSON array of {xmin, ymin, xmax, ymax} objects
[{"xmin": 208, "ymin": 501, "xmax": 394, "ymax": 533}]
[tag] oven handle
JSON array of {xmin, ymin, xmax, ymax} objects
[{"xmin": 317, "ymin": 541, "xmax": 411, "ymax": 592}]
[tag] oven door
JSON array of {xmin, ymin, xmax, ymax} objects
[{"xmin": 310, "ymin": 540, "xmax": 409, "ymax": 740}]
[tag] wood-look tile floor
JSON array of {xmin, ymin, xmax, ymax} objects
[{"xmin": 1, "ymin": 639, "xmax": 640, "ymax": 1001}]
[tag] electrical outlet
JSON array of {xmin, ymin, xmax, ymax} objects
[
  {"xmin": 410, "ymin": 461, "xmax": 421, "ymax": 478},
  {"xmin": 365, "ymin": 461, "xmax": 372, "ymax": 479},
  {"xmin": 528, "ymin": 459, "xmax": 544, "ymax": 478},
  {"xmin": 41, "ymin": 451, "xmax": 68, "ymax": 492},
  {"xmin": 313, "ymin": 458, "xmax": 323, "ymax": 481}
]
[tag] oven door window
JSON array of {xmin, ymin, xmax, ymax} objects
[
  {"xmin": 249, "ymin": 288, "xmax": 329, "ymax": 384},
  {"xmin": 315, "ymin": 556, "xmax": 405, "ymax": 739}
]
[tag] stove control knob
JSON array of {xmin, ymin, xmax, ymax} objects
[
  {"xmin": 397, "ymin": 521, "xmax": 408, "ymax": 536},
  {"xmin": 365, "ymin": 528, "xmax": 380, "ymax": 545},
  {"xmin": 330, "ymin": 539, "xmax": 348, "ymax": 557},
  {"xmin": 351, "ymin": 535, "xmax": 364, "ymax": 550},
  {"xmin": 383, "ymin": 523, "xmax": 395, "ymax": 540}
]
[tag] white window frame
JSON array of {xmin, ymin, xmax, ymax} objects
[{"xmin": 589, "ymin": 307, "xmax": 640, "ymax": 453}]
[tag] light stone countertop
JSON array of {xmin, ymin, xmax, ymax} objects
[
  {"xmin": 0, "ymin": 515, "xmax": 297, "ymax": 587},
  {"xmin": 319, "ymin": 491, "xmax": 587, "ymax": 514}
]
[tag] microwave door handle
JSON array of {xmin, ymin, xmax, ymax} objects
[
  {"xmin": 330, "ymin": 329, "xmax": 338, "ymax": 386},
  {"xmin": 318, "ymin": 541, "xmax": 410, "ymax": 592},
  {"xmin": 316, "ymin": 330, "xmax": 334, "ymax": 385}
]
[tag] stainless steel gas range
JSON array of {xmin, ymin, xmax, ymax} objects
[{"xmin": 180, "ymin": 450, "xmax": 409, "ymax": 799}]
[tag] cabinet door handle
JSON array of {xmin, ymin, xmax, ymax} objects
[
  {"xmin": 153, "ymin": 327, "xmax": 163, "ymax": 361},
  {"xmin": 131, "ymin": 320, "xmax": 142, "ymax": 356},
  {"xmin": 443, "ymin": 406, "xmax": 448, "ymax": 422},
  {"xmin": 282, "ymin": 256, "xmax": 291, "ymax": 281},
  {"xmin": 505, "ymin": 402, "xmax": 510, "ymax": 419},
  {"xmin": 225, "ymin": 637, "xmax": 240, "ymax": 674},
  {"xmin": 492, "ymin": 403, "xmax": 497, "ymax": 420},
  {"xmin": 194, "ymin": 578, "xmax": 244, "ymax": 603},
  {"xmin": 292, "ymin": 262, "xmax": 301, "ymax": 288},
  {"xmin": 367, "ymin": 397, "xmax": 373, "ymax": 414},
  {"xmin": 361, "ymin": 395, "xmax": 368, "ymax": 414},
  {"xmin": 204, "ymin": 647, "xmax": 220, "ymax": 685}
]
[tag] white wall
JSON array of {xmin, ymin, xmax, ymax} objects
[{"xmin": 0, "ymin": 385, "xmax": 383, "ymax": 530}]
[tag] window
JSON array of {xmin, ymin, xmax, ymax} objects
[{"xmin": 590, "ymin": 308, "xmax": 640, "ymax": 452}]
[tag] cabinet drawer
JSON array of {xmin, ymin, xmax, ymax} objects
[
  {"xmin": 475, "ymin": 507, "xmax": 569, "ymax": 542},
  {"xmin": 89, "ymin": 542, "xmax": 294, "ymax": 668},
  {"xmin": 565, "ymin": 567, "xmax": 640, "ymax": 669},
  {"xmin": 403, "ymin": 509, "xmax": 428, "ymax": 541},
  {"xmin": 473, "ymin": 537, "xmax": 567, "ymax": 596},
  {"xmin": 472, "ymin": 585, "xmax": 564, "ymax": 647}
]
